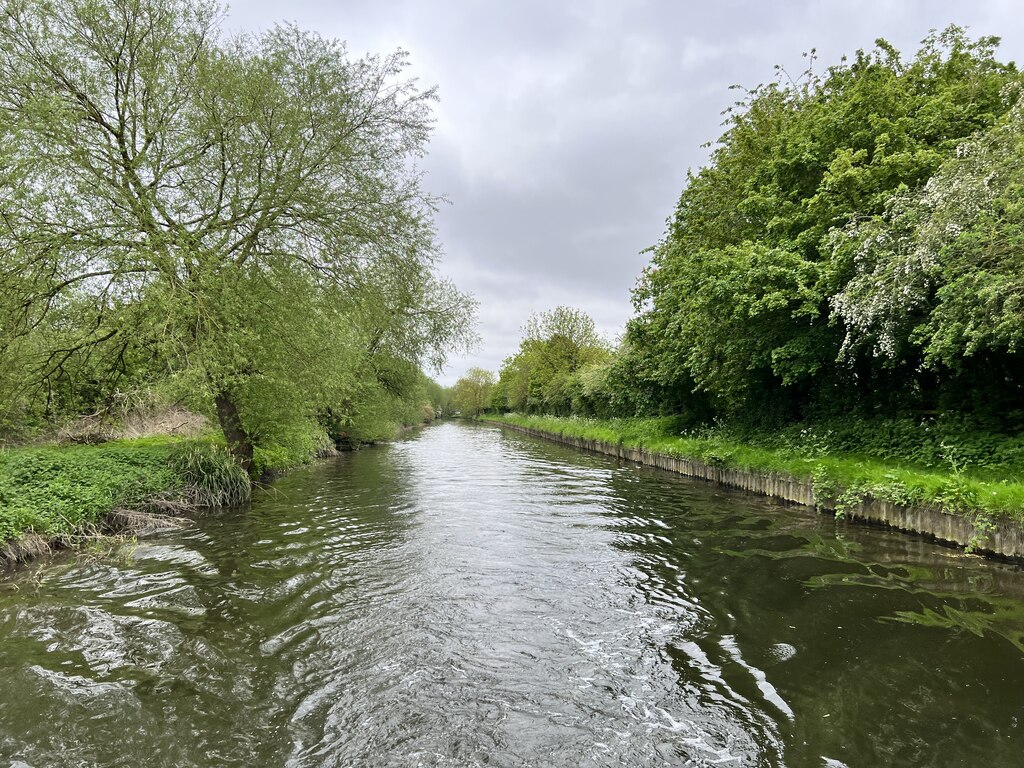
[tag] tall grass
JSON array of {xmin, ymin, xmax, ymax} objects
[{"xmin": 170, "ymin": 444, "xmax": 251, "ymax": 507}]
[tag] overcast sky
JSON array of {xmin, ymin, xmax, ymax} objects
[{"xmin": 224, "ymin": 0, "xmax": 1024, "ymax": 385}]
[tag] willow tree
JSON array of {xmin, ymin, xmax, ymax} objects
[{"xmin": 0, "ymin": 0, "xmax": 474, "ymax": 465}]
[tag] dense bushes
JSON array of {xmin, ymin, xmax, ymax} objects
[
  {"xmin": 626, "ymin": 28, "xmax": 1023, "ymax": 425},
  {"xmin": 481, "ymin": 32, "xmax": 1024, "ymax": 545}
]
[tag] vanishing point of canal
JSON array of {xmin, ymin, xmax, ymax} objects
[{"xmin": 1, "ymin": 422, "xmax": 1023, "ymax": 767}]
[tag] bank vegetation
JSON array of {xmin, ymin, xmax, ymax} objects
[
  {"xmin": 0, "ymin": 0, "xmax": 474, "ymax": 562},
  {"xmin": 481, "ymin": 29, "xmax": 1024, "ymax": 551}
]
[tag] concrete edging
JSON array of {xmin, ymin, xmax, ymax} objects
[{"xmin": 494, "ymin": 421, "xmax": 1024, "ymax": 561}]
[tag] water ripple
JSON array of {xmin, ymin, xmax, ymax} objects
[{"xmin": 0, "ymin": 422, "xmax": 1023, "ymax": 766}]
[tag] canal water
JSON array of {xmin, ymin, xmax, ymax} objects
[{"xmin": 1, "ymin": 421, "xmax": 1023, "ymax": 767}]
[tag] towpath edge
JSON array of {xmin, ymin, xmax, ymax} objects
[{"xmin": 491, "ymin": 420, "xmax": 1024, "ymax": 562}]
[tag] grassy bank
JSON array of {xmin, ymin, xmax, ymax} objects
[
  {"xmin": 484, "ymin": 414, "xmax": 1024, "ymax": 541},
  {"xmin": 0, "ymin": 412, "xmax": 434, "ymax": 567},
  {"xmin": 0, "ymin": 437, "xmax": 251, "ymax": 566}
]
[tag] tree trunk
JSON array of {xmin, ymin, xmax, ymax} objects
[{"xmin": 214, "ymin": 389, "xmax": 254, "ymax": 474}]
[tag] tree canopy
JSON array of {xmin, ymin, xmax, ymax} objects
[
  {"xmin": 486, "ymin": 29, "xmax": 1024, "ymax": 439},
  {"xmin": 492, "ymin": 306, "xmax": 609, "ymax": 416},
  {"xmin": 451, "ymin": 367, "xmax": 495, "ymax": 417},
  {"xmin": 626, "ymin": 27, "xmax": 1023, "ymax": 424},
  {"xmin": 0, "ymin": 0, "xmax": 475, "ymax": 467}
]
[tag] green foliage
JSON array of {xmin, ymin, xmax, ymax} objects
[
  {"xmin": 336, "ymin": 364, "xmax": 441, "ymax": 441},
  {"xmin": 627, "ymin": 27, "xmax": 1022, "ymax": 420},
  {"xmin": 832, "ymin": 88, "xmax": 1024, "ymax": 377},
  {"xmin": 494, "ymin": 307, "xmax": 610, "ymax": 415},
  {"xmin": 481, "ymin": 31, "xmax": 1024, "ymax": 537},
  {"xmin": 451, "ymin": 368, "xmax": 496, "ymax": 417},
  {"xmin": 966, "ymin": 513, "xmax": 999, "ymax": 554},
  {"xmin": 171, "ymin": 444, "xmax": 252, "ymax": 506},
  {"xmin": 423, "ymin": 378, "xmax": 452, "ymax": 416},
  {"xmin": 751, "ymin": 415, "xmax": 1024, "ymax": 476},
  {"xmin": 0, "ymin": 0, "xmax": 476, "ymax": 466},
  {"xmin": 0, "ymin": 437, "xmax": 248, "ymax": 546},
  {"xmin": 476, "ymin": 32, "xmax": 1024, "ymax": 529}
]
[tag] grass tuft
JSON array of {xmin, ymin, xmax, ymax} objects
[{"xmin": 170, "ymin": 444, "xmax": 251, "ymax": 507}]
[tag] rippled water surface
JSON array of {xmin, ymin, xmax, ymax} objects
[{"xmin": 2, "ymin": 422, "xmax": 1024, "ymax": 767}]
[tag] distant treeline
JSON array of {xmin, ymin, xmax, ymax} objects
[{"xmin": 464, "ymin": 27, "xmax": 1024, "ymax": 444}]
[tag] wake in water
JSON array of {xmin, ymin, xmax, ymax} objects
[{"xmin": 1, "ymin": 422, "xmax": 1022, "ymax": 766}]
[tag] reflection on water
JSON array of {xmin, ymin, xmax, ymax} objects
[{"xmin": 1, "ymin": 421, "xmax": 1023, "ymax": 766}]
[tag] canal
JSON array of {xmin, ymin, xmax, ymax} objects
[{"xmin": 1, "ymin": 421, "xmax": 1022, "ymax": 766}]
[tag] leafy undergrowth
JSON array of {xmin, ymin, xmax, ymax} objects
[
  {"xmin": 0, "ymin": 437, "xmax": 250, "ymax": 550},
  {"xmin": 252, "ymin": 421, "xmax": 337, "ymax": 479},
  {"xmin": 484, "ymin": 414, "xmax": 1024, "ymax": 526}
]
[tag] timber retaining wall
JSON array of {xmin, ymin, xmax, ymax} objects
[{"xmin": 494, "ymin": 422, "xmax": 1024, "ymax": 561}]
